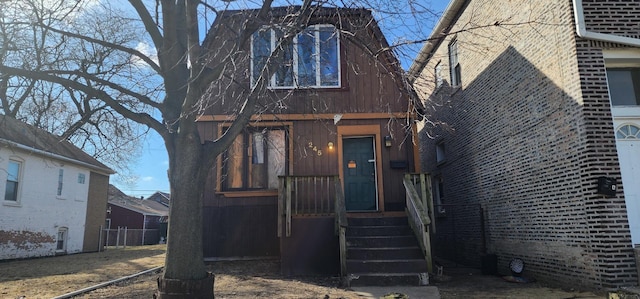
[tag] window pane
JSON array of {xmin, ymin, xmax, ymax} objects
[
  {"xmin": 224, "ymin": 134, "xmax": 244, "ymax": 189},
  {"xmin": 607, "ymin": 69, "xmax": 640, "ymax": 106},
  {"xmin": 7, "ymin": 161, "xmax": 19, "ymax": 182},
  {"xmin": 274, "ymin": 29, "xmax": 294, "ymax": 87},
  {"xmin": 250, "ymin": 132, "xmax": 267, "ymax": 188},
  {"xmin": 267, "ymin": 130, "xmax": 286, "ymax": 189},
  {"xmin": 58, "ymin": 169, "xmax": 64, "ymax": 196},
  {"xmin": 297, "ymin": 28, "xmax": 317, "ymax": 86},
  {"xmin": 319, "ymin": 27, "xmax": 339, "ymax": 86},
  {"xmin": 252, "ymin": 29, "xmax": 272, "ymax": 85},
  {"xmin": 4, "ymin": 181, "xmax": 17, "ymax": 201}
]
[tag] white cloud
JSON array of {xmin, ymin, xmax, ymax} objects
[
  {"xmin": 131, "ymin": 41, "xmax": 159, "ymax": 67},
  {"xmin": 141, "ymin": 176, "xmax": 154, "ymax": 182}
]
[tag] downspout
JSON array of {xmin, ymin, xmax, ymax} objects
[
  {"xmin": 572, "ymin": 0, "xmax": 640, "ymax": 47},
  {"xmin": 142, "ymin": 215, "xmax": 147, "ymax": 245}
]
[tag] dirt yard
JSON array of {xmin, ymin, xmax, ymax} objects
[{"xmin": 0, "ymin": 245, "xmax": 610, "ymax": 298}]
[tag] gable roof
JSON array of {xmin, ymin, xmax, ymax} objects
[
  {"xmin": 407, "ymin": 0, "xmax": 468, "ymax": 82},
  {"xmin": 147, "ymin": 191, "xmax": 170, "ymax": 207},
  {"xmin": 108, "ymin": 185, "xmax": 169, "ymax": 217},
  {"xmin": 0, "ymin": 115, "xmax": 114, "ymax": 175}
]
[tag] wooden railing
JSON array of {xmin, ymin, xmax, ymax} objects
[
  {"xmin": 334, "ymin": 179, "xmax": 348, "ymax": 281},
  {"xmin": 278, "ymin": 175, "xmax": 340, "ymax": 237},
  {"xmin": 403, "ymin": 173, "xmax": 433, "ymax": 273}
]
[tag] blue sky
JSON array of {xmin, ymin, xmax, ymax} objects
[{"xmin": 112, "ymin": 0, "xmax": 449, "ymax": 198}]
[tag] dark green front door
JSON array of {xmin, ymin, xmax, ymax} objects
[{"xmin": 343, "ymin": 137, "xmax": 377, "ymax": 211}]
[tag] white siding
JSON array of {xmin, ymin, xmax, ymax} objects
[{"xmin": 0, "ymin": 147, "xmax": 91, "ymax": 260}]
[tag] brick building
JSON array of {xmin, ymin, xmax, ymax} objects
[{"xmin": 409, "ymin": 0, "xmax": 640, "ymax": 289}]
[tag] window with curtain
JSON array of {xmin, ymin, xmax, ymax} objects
[
  {"xmin": 222, "ymin": 127, "xmax": 287, "ymax": 191},
  {"xmin": 251, "ymin": 24, "xmax": 340, "ymax": 89}
]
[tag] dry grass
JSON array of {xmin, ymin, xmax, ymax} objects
[
  {"xmin": 0, "ymin": 245, "xmax": 165, "ymax": 298},
  {"xmin": 0, "ymin": 245, "xmax": 608, "ymax": 299}
]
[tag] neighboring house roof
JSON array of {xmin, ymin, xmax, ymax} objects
[
  {"xmin": 407, "ymin": 0, "xmax": 468, "ymax": 82},
  {"xmin": 108, "ymin": 185, "xmax": 169, "ymax": 217},
  {"xmin": 147, "ymin": 191, "xmax": 170, "ymax": 207},
  {"xmin": 0, "ymin": 114, "xmax": 114, "ymax": 175}
]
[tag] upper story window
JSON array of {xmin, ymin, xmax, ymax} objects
[
  {"xmin": 251, "ymin": 24, "xmax": 340, "ymax": 89},
  {"xmin": 448, "ymin": 39, "xmax": 461, "ymax": 87},
  {"xmin": 77, "ymin": 173, "xmax": 86, "ymax": 184},
  {"xmin": 57, "ymin": 168, "xmax": 64, "ymax": 196},
  {"xmin": 222, "ymin": 126, "xmax": 287, "ymax": 191},
  {"xmin": 606, "ymin": 68, "xmax": 640, "ymax": 106},
  {"xmin": 4, "ymin": 160, "xmax": 21, "ymax": 202},
  {"xmin": 436, "ymin": 141, "xmax": 446, "ymax": 164},
  {"xmin": 435, "ymin": 62, "xmax": 443, "ymax": 89}
]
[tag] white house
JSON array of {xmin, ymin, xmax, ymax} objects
[{"xmin": 0, "ymin": 115, "xmax": 113, "ymax": 260}]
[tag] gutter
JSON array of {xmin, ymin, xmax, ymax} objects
[
  {"xmin": 0, "ymin": 138, "xmax": 115, "ymax": 176},
  {"xmin": 407, "ymin": 0, "xmax": 468, "ymax": 83},
  {"xmin": 572, "ymin": 0, "xmax": 640, "ymax": 47}
]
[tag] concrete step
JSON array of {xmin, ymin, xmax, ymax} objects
[
  {"xmin": 348, "ymin": 272, "xmax": 429, "ymax": 287},
  {"xmin": 347, "ymin": 225, "xmax": 413, "ymax": 237},
  {"xmin": 347, "ymin": 259, "xmax": 428, "ymax": 273},
  {"xmin": 348, "ymin": 247, "xmax": 424, "ymax": 260}
]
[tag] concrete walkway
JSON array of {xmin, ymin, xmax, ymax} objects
[{"xmin": 352, "ymin": 286, "xmax": 440, "ymax": 299}]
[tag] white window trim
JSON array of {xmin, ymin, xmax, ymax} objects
[
  {"xmin": 56, "ymin": 227, "xmax": 68, "ymax": 253},
  {"xmin": 251, "ymin": 24, "xmax": 341, "ymax": 89},
  {"xmin": 3, "ymin": 158, "xmax": 23, "ymax": 206}
]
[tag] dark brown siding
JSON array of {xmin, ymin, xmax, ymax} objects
[
  {"xmin": 280, "ymin": 216, "xmax": 339, "ymax": 275},
  {"xmin": 82, "ymin": 172, "xmax": 109, "ymax": 252},
  {"xmin": 203, "ymin": 197, "xmax": 279, "ymax": 257}
]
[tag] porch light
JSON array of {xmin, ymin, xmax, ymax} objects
[
  {"xmin": 328, "ymin": 142, "xmax": 334, "ymax": 150},
  {"xmin": 384, "ymin": 136, "xmax": 392, "ymax": 147}
]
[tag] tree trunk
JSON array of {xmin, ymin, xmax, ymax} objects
[{"xmin": 156, "ymin": 128, "xmax": 214, "ymax": 298}]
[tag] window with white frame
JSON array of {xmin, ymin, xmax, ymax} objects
[
  {"xmin": 448, "ymin": 39, "xmax": 461, "ymax": 87},
  {"xmin": 606, "ymin": 68, "xmax": 640, "ymax": 106},
  {"xmin": 4, "ymin": 160, "xmax": 21, "ymax": 202},
  {"xmin": 77, "ymin": 173, "xmax": 85, "ymax": 184},
  {"xmin": 56, "ymin": 227, "xmax": 68, "ymax": 252},
  {"xmin": 616, "ymin": 124, "xmax": 640, "ymax": 139},
  {"xmin": 251, "ymin": 24, "xmax": 340, "ymax": 89},
  {"xmin": 57, "ymin": 169, "xmax": 64, "ymax": 196}
]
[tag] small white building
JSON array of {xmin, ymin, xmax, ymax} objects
[{"xmin": 0, "ymin": 115, "xmax": 113, "ymax": 260}]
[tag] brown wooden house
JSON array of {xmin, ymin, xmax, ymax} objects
[{"xmin": 197, "ymin": 6, "xmax": 431, "ymax": 284}]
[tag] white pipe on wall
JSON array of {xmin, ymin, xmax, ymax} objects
[{"xmin": 572, "ymin": 0, "xmax": 640, "ymax": 47}]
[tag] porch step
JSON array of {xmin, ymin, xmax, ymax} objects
[
  {"xmin": 348, "ymin": 247, "xmax": 423, "ymax": 260},
  {"xmin": 347, "ymin": 235, "xmax": 416, "ymax": 248},
  {"xmin": 345, "ymin": 215, "xmax": 428, "ymax": 287},
  {"xmin": 348, "ymin": 216, "xmax": 408, "ymax": 227},
  {"xmin": 346, "ymin": 225, "xmax": 413, "ymax": 236}
]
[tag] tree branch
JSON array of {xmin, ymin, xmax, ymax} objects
[
  {"xmin": 0, "ymin": 64, "xmax": 167, "ymax": 138},
  {"xmin": 128, "ymin": 0, "xmax": 164, "ymax": 51},
  {"xmin": 34, "ymin": 22, "xmax": 161, "ymax": 73}
]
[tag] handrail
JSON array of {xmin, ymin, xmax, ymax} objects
[
  {"xmin": 278, "ymin": 175, "xmax": 340, "ymax": 237},
  {"xmin": 334, "ymin": 178, "xmax": 348, "ymax": 280},
  {"xmin": 403, "ymin": 174, "xmax": 433, "ymax": 273}
]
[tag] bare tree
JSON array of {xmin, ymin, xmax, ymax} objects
[{"xmin": 0, "ymin": 0, "xmax": 450, "ymax": 297}]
